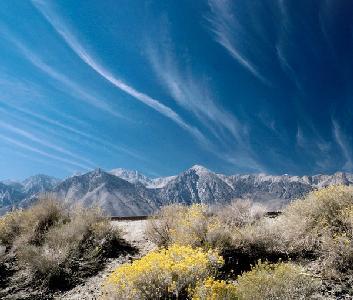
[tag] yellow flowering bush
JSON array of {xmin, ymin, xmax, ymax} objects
[
  {"xmin": 192, "ymin": 277, "xmax": 238, "ymax": 300},
  {"xmin": 103, "ymin": 244, "xmax": 224, "ymax": 299},
  {"xmin": 235, "ymin": 261, "xmax": 320, "ymax": 300},
  {"xmin": 146, "ymin": 204, "xmax": 230, "ymax": 249}
]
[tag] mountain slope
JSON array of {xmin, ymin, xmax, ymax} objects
[
  {"xmin": 1, "ymin": 166, "xmax": 353, "ymax": 216},
  {"xmin": 0, "ymin": 182, "xmax": 25, "ymax": 212},
  {"xmin": 110, "ymin": 168, "xmax": 175, "ymax": 188},
  {"xmin": 53, "ymin": 169, "xmax": 159, "ymax": 216},
  {"xmin": 22, "ymin": 174, "xmax": 60, "ymax": 198},
  {"xmin": 0, "ymin": 175, "xmax": 60, "ymax": 213},
  {"xmin": 159, "ymin": 165, "xmax": 236, "ymax": 205},
  {"xmin": 110, "ymin": 168, "xmax": 152, "ymax": 186}
]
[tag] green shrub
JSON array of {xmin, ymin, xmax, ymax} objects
[{"xmin": 235, "ymin": 261, "xmax": 320, "ymax": 300}]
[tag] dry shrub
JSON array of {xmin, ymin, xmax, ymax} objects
[
  {"xmin": 230, "ymin": 218, "xmax": 282, "ymax": 255},
  {"xmin": 215, "ymin": 199, "xmax": 266, "ymax": 228},
  {"xmin": 317, "ymin": 205, "xmax": 353, "ymax": 277},
  {"xmin": 222, "ymin": 186, "xmax": 353, "ymax": 277},
  {"xmin": 320, "ymin": 232, "xmax": 353, "ymax": 277},
  {"xmin": 147, "ymin": 202, "xmax": 279, "ymax": 274},
  {"xmin": 0, "ymin": 195, "xmax": 128, "ymax": 292},
  {"xmin": 146, "ymin": 204, "xmax": 186, "ymax": 247},
  {"xmin": 146, "ymin": 204, "xmax": 231, "ymax": 250},
  {"xmin": 277, "ymin": 185, "xmax": 353, "ymax": 275},
  {"xmin": 103, "ymin": 245, "xmax": 224, "ymax": 299},
  {"xmin": 277, "ymin": 186, "xmax": 353, "ymax": 254},
  {"xmin": 235, "ymin": 261, "xmax": 320, "ymax": 300},
  {"xmin": 219, "ymin": 218, "xmax": 287, "ymax": 276},
  {"xmin": 146, "ymin": 186, "xmax": 353, "ymax": 282},
  {"xmin": 0, "ymin": 210, "xmax": 24, "ymax": 247}
]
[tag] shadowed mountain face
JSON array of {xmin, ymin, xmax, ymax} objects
[{"xmin": 1, "ymin": 166, "xmax": 352, "ymax": 216}]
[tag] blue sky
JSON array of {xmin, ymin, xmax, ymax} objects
[{"xmin": 1, "ymin": 0, "xmax": 353, "ymax": 180}]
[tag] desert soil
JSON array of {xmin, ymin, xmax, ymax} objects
[{"xmin": 55, "ymin": 220, "xmax": 155, "ymax": 300}]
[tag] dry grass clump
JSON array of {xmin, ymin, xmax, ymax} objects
[
  {"xmin": 235, "ymin": 261, "xmax": 320, "ymax": 300},
  {"xmin": 146, "ymin": 204, "xmax": 231, "ymax": 250},
  {"xmin": 0, "ymin": 195, "xmax": 129, "ymax": 294},
  {"xmin": 103, "ymin": 244, "xmax": 224, "ymax": 299}
]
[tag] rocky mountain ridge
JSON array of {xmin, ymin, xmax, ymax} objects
[{"xmin": 1, "ymin": 166, "xmax": 352, "ymax": 216}]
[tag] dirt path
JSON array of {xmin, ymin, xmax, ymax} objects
[{"xmin": 56, "ymin": 220, "xmax": 155, "ymax": 300}]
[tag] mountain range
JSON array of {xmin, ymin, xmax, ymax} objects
[{"xmin": 1, "ymin": 165, "xmax": 352, "ymax": 216}]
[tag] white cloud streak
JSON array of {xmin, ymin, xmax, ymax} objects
[
  {"xmin": 0, "ymin": 103, "xmax": 144, "ymax": 162},
  {"xmin": 0, "ymin": 145, "xmax": 76, "ymax": 175},
  {"xmin": 3, "ymin": 34, "xmax": 124, "ymax": 120},
  {"xmin": 0, "ymin": 132, "xmax": 89, "ymax": 170},
  {"xmin": 147, "ymin": 42, "xmax": 244, "ymax": 144},
  {"xmin": 207, "ymin": 0, "xmax": 269, "ymax": 85},
  {"xmin": 332, "ymin": 120, "xmax": 353, "ymax": 171},
  {"xmin": 0, "ymin": 121, "xmax": 96, "ymax": 169},
  {"xmin": 146, "ymin": 27, "xmax": 264, "ymax": 172},
  {"xmin": 31, "ymin": 0, "xmax": 208, "ymax": 146}
]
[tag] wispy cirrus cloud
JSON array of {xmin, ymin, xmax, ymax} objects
[
  {"xmin": 2, "ymin": 32, "xmax": 125, "ymax": 120},
  {"xmin": 0, "ymin": 120, "xmax": 96, "ymax": 169},
  {"xmin": 146, "ymin": 40, "xmax": 243, "ymax": 143},
  {"xmin": 332, "ymin": 120, "xmax": 353, "ymax": 171},
  {"xmin": 145, "ymin": 27, "xmax": 265, "ymax": 172},
  {"xmin": 0, "ymin": 145, "xmax": 77, "ymax": 174},
  {"xmin": 31, "ymin": 0, "xmax": 208, "ymax": 147},
  {"xmin": 0, "ymin": 102, "xmax": 144, "ymax": 162},
  {"xmin": 207, "ymin": 0, "xmax": 270, "ymax": 85},
  {"xmin": 0, "ymin": 132, "xmax": 89, "ymax": 170}
]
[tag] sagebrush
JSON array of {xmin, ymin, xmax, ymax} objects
[{"xmin": 0, "ymin": 195, "xmax": 131, "ymax": 297}]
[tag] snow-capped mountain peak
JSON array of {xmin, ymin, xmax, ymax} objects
[
  {"xmin": 189, "ymin": 165, "xmax": 211, "ymax": 174},
  {"xmin": 109, "ymin": 168, "xmax": 152, "ymax": 186}
]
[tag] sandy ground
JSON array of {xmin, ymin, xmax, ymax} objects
[
  {"xmin": 55, "ymin": 220, "xmax": 155, "ymax": 300},
  {"xmin": 112, "ymin": 220, "xmax": 155, "ymax": 255}
]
